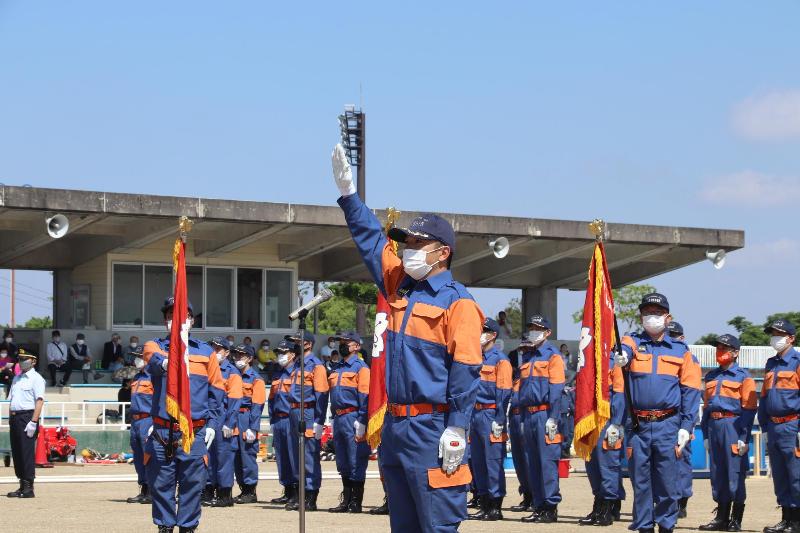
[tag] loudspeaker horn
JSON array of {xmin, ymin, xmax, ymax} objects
[
  {"xmin": 46, "ymin": 214, "xmax": 69, "ymax": 239},
  {"xmin": 489, "ymin": 237, "xmax": 510, "ymax": 259},
  {"xmin": 705, "ymin": 249, "xmax": 726, "ymax": 270}
]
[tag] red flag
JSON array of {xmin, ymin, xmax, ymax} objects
[
  {"xmin": 366, "ymin": 291, "xmax": 389, "ymax": 449},
  {"xmin": 573, "ymin": 242, "xmax": 616, "ymax": 461},
  {"xmin": 167, "ymin": 237, "xmax": 194, "ymax": 454}
]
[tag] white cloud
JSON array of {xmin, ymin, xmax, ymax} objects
[
  {"xmin": 699, "ymin": 170, "xmax": 800, "ymax": 207},
  {"xmin": 732, "ymin": 90, "xmax": 800, "ymax": 141}
]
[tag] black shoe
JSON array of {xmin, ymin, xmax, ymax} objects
[
  {"xmin": 638, "ymin": 529, "xmax": 655, "ymax": 533},
  {"xmin": 595, "ymin": 500, "xmax": 614, "ymax": 527},
  {"xmin": 510, "ymin": 492, "xmax": 532, "ymax": 512},
  {"xmin": 128, "ymin": 484, "xmax": 150, "ymax": 504},
  {"xmin": 329, "ymin": 478, "xmax": 352, "ymax": 513},
  {"xmin": 699, "ymin": 501, "xmax": 731, "ymax": 531},
  {"xmin": 348, "ymin": 481, "xmax": 364, "ymax": 514},
  {"xmin": 578, "ymin": 498, "xmax": 600, "ymax": 525},
  {"xmin": 521, "ymin": 506, "xmax": 543, "ymax": 523},
  {"xmin": 6, "ymin": 481, "xmax": 23, "ymax": 498},
  {"xmin": 789, "ymin": 508, "xmax": 800, "ymax": 533},
  {"xmin": 200, "ymin": 485, "xmax": 215, "ymax": 506},
  {"xmin": 764, "ymin": 507, "xmax": 791, "ymax": 533},
  {"xmin": 727, "ymin": 502, "xmax": 744, "ymax": 532},
  {"xmin": 678, "ymin": 497, "xmax": 688, "ymax": 519},
  {"xmin": 612, "ymin": 499, "xmax": 622, "ymax": 520},
  {"xmin": 178, "ymin": 529, "xmax": 195, "ymax": 533},
  {"xmin": 304, "ymin": 490, "xmax": 318, "ymax": 511},
  {"xmin": 19, "ymin": 479, "xmax": 34, "ymax": 498},
  {"xmin": 369, "ymin": 496, "xmax": 389, "ymax": 515},
  {"xmin": 210, "ymin": 487, "xmax": 234, "ymax": 507},
  {"xmin": 658, "ymin": 527, "xmax": 673, "ymax": 533},
  {"xmin": 467, "ymin": 492, "xmax": 480, "ymax": 509},
  {"xmin": 468, "ymin": 495, "xmax": 490, "ymax": 520},
  {"xmin": 484, "ymin": 497, "xmax": 503, "ymax": 521},
  {"xmin": 157, "ymin": 527, "xmax": 174, "ymax": 533},
  {"xmin": 284, "ymin": 485, "xmax": 300, "ymax": 511},
  {"xmin": 271, "ymin": 486, "xmax": 291, "ymax": 505},
  {"xmin": 234, "ymin": 484, "xmax": 257, "ymax": 504},
  {"xmin": 537, "ymin": 505, "xmax": 558, "ymax": 523}
]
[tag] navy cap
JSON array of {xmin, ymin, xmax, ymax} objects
[
  {"xmin": 275, "ymin": 340, "xmax": 296, "ymax": 353},
  {"xmin": 334, "ymin": 331, "xmax": 363, "ymax": 345},
  {"xmin": 526, "ymin": 314, "xmax": 552, "ymax": 330},
  {"xmin": 712, "ymin": 334, "xmax": 741, "ymax": 350},
  {"xmin": 639, "ymin": 293, "xmax": 670, "ymax": 312},
  {"xmin": 210, "ymin": 336, "xmax": 232, "ymax": 350},
  {"xmin": 667, "ymin": 322, "xmax": 684, "ymax": 336},
  {"xmin": 161, "ymin": 296, "xmax": 194, "ymax": 315},
  {"xmin": 387, "ymin": 213, "xmax": 456, "ymax": 252},
  {"xmin": 285, "ymin": 330, "xmax": 316, "ymax": 345},
  {"xmin": 17, "ymin": 348, "xmax": 37, "ymax": 360},
  {"xmin": 764, "ymin": 318, "xmax": 797, "ymax": 336},
  {"xmin": 483, "ymin": 318, "xmax": 501, "ymax": 336},
  {"xmin": 231, "ymin": 344, "xmax": 252, "ymax": 356}
]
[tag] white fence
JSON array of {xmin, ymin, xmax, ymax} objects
[{"xmin": 689, "ymin": 345, "xmax": 775, "ymax": 369}]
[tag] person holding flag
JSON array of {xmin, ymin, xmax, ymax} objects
[
  {"xmin": 143, "ymin": 219, "xmax": 226, "ymax": 533},
  {"xmin": 333, "ymin": 144, "xmax": 484, "ymax": 533},
  {"xmin": 517, "ymin": 314, "xmax": 565, "ymax": 524},
  {"xmin": 614, "ymin": 293, "xmax": 701, "ymax": 533}
]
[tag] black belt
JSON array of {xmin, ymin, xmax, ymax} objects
[{"xmin": 9, "ymin": 410, "xmax": 34, "ymax": 416}]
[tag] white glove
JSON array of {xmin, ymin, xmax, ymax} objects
[
  {"xmin": 25, "ymin": 420, "xmax": 38, "ymax": 438},
  {"xmin": 545, "ymin": 418, "xmax": 558, "ymax": 441},
  {"xmin": 204, "ymin": 427, "xmax": 216, "ymax": 448},
  {"xmin": 737, "ymin": 439, "xmax": 747, "ymax": 456},
  {"xmin": 677, "ymin": 428, "xmax": 691, "ymax": 452},
  {"xmin": 147, "ymin": 425, "xmax": 153, "ymax": 437},
  {"xmin": 354, "ymin": 420, "xmax": 366, "ymax": 439},
  {"xmin": 438, "ymin": 426, "xmax": 467, "ymax": 474},
  {"xmin": 222, "ymin": 425, "xmax": 232, "ymax": 439},
  {"xmin": 605, "ymin": 423, "xmax": 622, "ymax": 447},
  {"xmin": 244, "ymin": 429, "xmax": 257, "ymax": 443},
  {"xmin": 491, "ymin": 421, "xmax": 503, "ymax": 439},
  {"xmin": 161, "ymin": 358, "xmax": 168, "ymax": 371},
  {"xmin": 614, "ymin": 351, "xmax": 629, "ymax": 367},
  {"xmin": 331, "ymin": 144, "xmax": 356, "ymax": 196},
  {"xmin": 313, "ymin": 423, "xmax": 324, "ymax": 440}
]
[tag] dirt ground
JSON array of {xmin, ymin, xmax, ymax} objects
[{"xmin": 0, "ymin": 461, "xmax": 783, "ymax": 532}]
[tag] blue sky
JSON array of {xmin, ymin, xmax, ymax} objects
[{"xmin": 2, "ymin": 2, "xmax": 799, "ymax": 341}]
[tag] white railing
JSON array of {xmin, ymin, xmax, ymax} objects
[{"xmin": 689, "ymin": 345, "xmax": 776, "ymax": 369}]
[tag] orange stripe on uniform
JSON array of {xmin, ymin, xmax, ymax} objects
[
  {"xmin": 404, "ymin": 302, "xmax": 447, "ymax": 345},
  {"xmin": 719, "ymin": 380, "xmax": 742, "ymax": 400},
  {"xmin": 610, "ymin": 365, "xmax": 624, "ymax": 393},
  {"xmin": 741, "ymin": 377, "xmax": 757, "ymax": 409},
  {"xmin": 251, "ymin": 378, "xmax": 266, "ymax": 405},
  {"xmin": 496, "ymin": 359, "xmax": 512, "ymax": 390},
  {"xmin": 327, "ymin": 372, "xmax": 339, "ymax": 390},
  {"xmin": 269, "ymin": 380, "xmax": 278, "ymax": 400},
  {"xmin": 776, "ymin": 371, "xmax": 800, "ymax": 390},
  {"xmin": 226, "ymin": 373, "xmax": 243, "ymax": 399},
  {"xmin": 656, "ymin": 355, "xmax": 683, "ymax": 377},
  {"xmin": 142, "ymin": 341, "xmax": 167, "ymax": 364},
  {"xmin": 480, "ymin": 365, "xmax": 497, "ymax": 383},
  {"xmin": 704, "ymin": 380, "xmax": 717, "ymax": 403},
  {"xmin": 337, "ymin": 371, "xmax": 359, "ymax": 388},
  {"xmin": 357, "ymin": 366, "xmax": 370, "ymax": 394},
  {"xmin": 445, "ymin": 299, "xmax": 484, "ymax": 366},
  {"xmin": 678, "ymin": 351, "xmax": 701, "ymax": 389},
  {"xmin": 762, "ymin": 372, "xmax": 774, "ymax": 396},
  {"xmin": 132, "ymin": 380, "xmax": 154, "ymax": 395},
  {"xmin": 313, "ymin": 365, "xmax": 329, "ymax": 393},
  {"xmin": 548, "ymin": 354, "xmax": 565, "ymax": 384},
  {"xmin": 387, "ymin": 297, "xmax": 408, "ymax": 335}
]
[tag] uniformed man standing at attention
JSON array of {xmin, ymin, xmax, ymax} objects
[
  {"xmin": 333, "ymin": 144, "xmax": 484, "ymax": 533},
  {"xmin": 6, "ymin": 349, "xmax": 45, "ymax": 499},
  {"xmin": 614, "ymin": 293, "xmax": 701, "ymax": 533},
  {"xmin": 126, "ymin": 346, "xmax": 154, "ymax": 505}
]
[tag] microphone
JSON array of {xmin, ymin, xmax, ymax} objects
[{"xmin": 288, "ymin": 288, "xmax": 334, "ymax": 321}]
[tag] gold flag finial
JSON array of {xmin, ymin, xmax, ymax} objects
[
  {"xmin": 179, "ymin": 216, "xmax": 194, "ymax": 238},
  {"xmin": 385, "ymin": 207, "xmax": 401, "ymax": 256},
  {"xmin": 174, "ymin": 216, "xmax": 194, "ymax": 271},
  {"xmin": 588, "ymin": 219, "xmax": 606, "ymax": 242}
]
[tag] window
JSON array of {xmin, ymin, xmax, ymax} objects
[
  {"xmin": 144, "ymin": 265, "xmax": 173, "ymax": 325},
  {"xmin": 266, "ymin": 270, "xmax": 292, "ymax": 329},
  {"xmin": 237, "ymin": 268, "xmax": 262, "ymax": 330},
  {"xmin": 206, "ymin": 268, "xmax": 233, "ymax": 328},
  {"xmin": 113, "ymin": 264, "xmax": 142, "ymax": 325},
  {"xmin": 187, "ymin": 266, "xmax": 204, "ymax": 328}
]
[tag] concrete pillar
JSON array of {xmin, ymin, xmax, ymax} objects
[
  {"xmin": 521, "ymin": 287, "xmax": 558, "ymax": 338},
  {"xmin": 53, "ymin": 269, "xmax": 73, "ymax": 329}
]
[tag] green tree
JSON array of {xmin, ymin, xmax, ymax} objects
[
  {"xmin": 316, "ymin": 281, "xmax": 378, "ymax": 337},
  {"xmin": 24, "ymin": 316, "xmax": 53, "ymax": 328},
  {"xmin": 572, "ymin": 284, "xmax": 656, "ymax": 333},
  {"xmin": 695, "ymin": 312, "xmax": 800, "ymax": 345},
  {"xmin": 695, "ymin": 333, "xmax": 719, "ymax": 345},
  {"xmin": 501, "ymin": 297, "xmax": 523, "ymax": 339}
]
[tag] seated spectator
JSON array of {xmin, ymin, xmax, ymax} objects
[
  {"xmin": 226, "ymin": 334, "xmax": 236, "ymax": 345},
  {"xmin": 109, "ymin": 355, "xmax": 125, "ymax": 382},
  {"xmin": 0, "ymin": 346, "xmax": 14, "ymax": 398},
  {"xmin": 243, "ymin": 336, "xmax": 256, "ymax": 358},
  {"xmin": 256, "ymin": 338, "xmax": 277, "ymax": 380},
  {"xmin": 1, "ymin": 329, "xmax": 18, "ymax": 360},
  {"xmin": 123, "ymin": 336, "xmax": 140, "ymax": 366},
  {"xmin": 102, "ymin": 333, "xmax": 123, "ymax": 370},
  {"xmin": 67, "ymin": 333, "xmax": 93, "ymax": 385},
  {"xmin": 319, "ymin": 337, "xmax": 336, "ymax": 359},
  {"xmin": 46, "ymin": 330, "xmax": 69, "ymax": 387}
]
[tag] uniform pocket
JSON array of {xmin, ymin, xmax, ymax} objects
[
  {"xmin": 427, "ymin": 464, "xmax": 472, "ymax": 488},
  {"xmin": 720, "ymin": 380, "xmax": 742, "ymax": 400},
  {"xmin": 544, "ymin": 433, "xmax": 563, "ymax": 445},
  {"xmin": 656, "ymin": 355, "xmax": 683, "ymax": 377},
  {"xmin": 489, "ymin": 432, "xmax": 508, "ymax": 444},
  {"xmin": 603, "ymin": 439, "xmax": 623, "ymax": 451},
  {"xmin": 777, "ymin": 371, "xmax": 798, "ymax": 390},
  {"xmin": 630, "ymin": 352, "xmax": 652, "ymax": 374}
]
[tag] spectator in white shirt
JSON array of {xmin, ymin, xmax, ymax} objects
[
  {"xmin": 46, "ymin": 330, "xmax": 69, "ymax": 387},
  {"xmin": 123, "ymin": 336, "xmax": 140, "ymax": 366}
]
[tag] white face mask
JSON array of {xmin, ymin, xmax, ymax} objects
[
  {"xmin": 527, "ymin": 330, "xmax": 546, "ymax": 344},
  {"xmin": 166, "ymin": 320, "xmax": 172, "ymax": 332},
  {"xmin": 402, "ymin": 247, "xmax": 444, "ymax": 281},
  {"xmin": 19, "ymin": 359, "xmax": 34, "ymax": 371},
  {"xmin": 134, "ymin": 357, "xmax": 145, "ymax": 370},
  {"xmin": 235, "ymin": 360, "xmax": 247, "ymax": 370},
  {"xmin": 4, "ymin": 337, "xmax": 11, "ymax": 343},
  {"xmin": 642, "ymin": 315, "xmax": 666, "ymax": 335},
  {"xmin": 53, "ymin": 337, "xmax": 61, "ymax": 343},
  {"xmin": 216, "ymin": 351, "xmax": 225, "ymax": 362},
  {"xmin": 76, "ymin": 339, "xmax": 85, "ymax": 346},
  {"xmin": 329, "ymin": 342, "xmax": 336, "ymax": 349},
  {"xmin": 479, "ymin": 332, "xmax": 494, "ymax": 347},
  {"xmin": 278, "ymin": 352, "xmax": 290, "ymax": 367},
  {"xmin": 130, "ymin": 342, "xmax": 138, "ymax": 349},
  {"xmin": 771, "ymin": 335, "xmax": 791, "ymax": 352}
]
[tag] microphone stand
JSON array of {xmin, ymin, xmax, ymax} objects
[{"xmin": 296, "ymin": 308, "xmax": 309, "ymax": 533}]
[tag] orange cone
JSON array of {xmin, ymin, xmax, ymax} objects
[{"xmin": 35, "ymin": 428, "xmax": 53, "ymax": 468}]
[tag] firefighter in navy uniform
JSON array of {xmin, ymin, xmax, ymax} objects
[
  {"xmin": 127, "ymin": 347, "xmax": 153, "ymax": 504},
  {"xmin": 268, "ymin": 340, "xmax": 298, "ymax": 505},
  {"xmin": 142, "ymin": 297, "xmax": 225, "ymax": 533},
  {"xmin": 508, "ymin": 341, "xmax": 532, "ymax": 513},
  {"xmin": 231, "ymin": 344, "xmax": 266, "ymax": 504}
]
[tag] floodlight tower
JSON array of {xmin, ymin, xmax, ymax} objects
[{"xmin": 338, "ymin": 105, "xmax": 366, "ymax": 202}]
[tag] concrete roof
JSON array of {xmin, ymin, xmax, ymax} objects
[{"xmin": 0, "ymin": 185, "xmax": 744, "ymax": 289}]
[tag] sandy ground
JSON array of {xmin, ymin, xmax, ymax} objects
[{"xmin": 0, "ymin": 461, "xmax": 783, "ymax": 532}]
